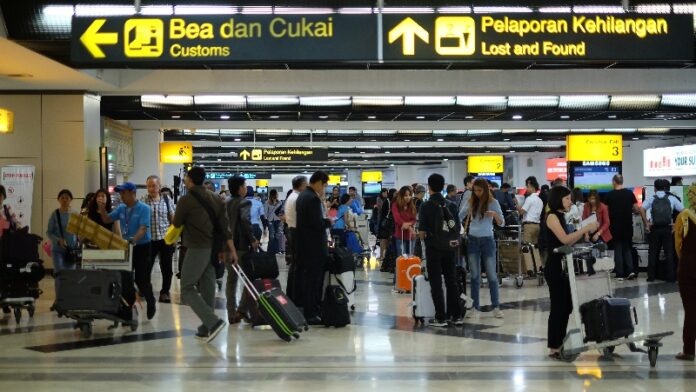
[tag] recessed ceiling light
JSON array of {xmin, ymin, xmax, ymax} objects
[
  {"xmin": 220, "ymin": 115, "xmax": 230, "ymax": 120},
  {"xmin": 367, "ymin": 115, "xmax": 377, "ymax": 119},
  {"xmin": 385, "ymin": 151, "xmax": 391, "ymax": 154},
  {"xmin": 269, "ymin": 115, "xmax": 280, "ymax": 119},
  {"xmin": 512, "ymin": 114, "xmax": 523, "ymax": 120},
  {"xmin": 536, "ymin": 138, "xmax": 542, "ymax": 141},
  {"xmin": 485, "ymin": 150, "xmax": 491, "ymax": 153},
  {"xmin": 269, "ymin": 138, "xmax": 275, "ymax": 141},
  {"xmin": 171, "ymin": 115, "xmax": 181, "ymax": 119},
  {"xmin": 465, "ymin": 115, "xmax": 474, "ymax": 119},
  {"xmin": 437, "ymin": 138, "xmax": 444, "ymax": 141},
  {"xmin": 608, "ymin": 115, "xmax": 617, "ymax": 119},
  {"xmin": 217, "ymin": 158, "xmax": 221, "ymax": 162},
  {"xmin": 390, "ymin": 164, "xmax": 395, "ymax": 167},
  {"xmin": 319, "ymin": 115, "xmax": 329, "ymax": 119},
  {"xmin": 560, "ymin": 115, "xmax": 570, "ymax": 119},
  {"xmin": 234, "ymin": 138, "xmax": 241, "ymax": 142},
  {"xmin": 305, "ymin": 164, "xmax": 310, "ymax": 167},
  {"xmin": 371, "ymin": 139, "xmax": 377, "ymax": 142},
  {"xmin": 404, "ymin": 139, "xmax": 410, "ymax": 142},
  {"xmin": 342, "ymin": 159, "xmax": 348, "ymax": 162},
  {"xmin": 503, "ymin": 138, "xmax": 510, "ymax": 141},
  {"xmin": 334, "ymin": 151, "xmax": 340, "ymax": 154},
  {"xmin": 510, "ymin": 150, "xmax": 516, "ymax": 153},
  {"xmin": 416, "ymin": 115, "xmax": 426, "ymax": 119},
  {"xmin": 360, "ymin": 151, "xmax": 365, "ymax": 154},
  {"xmin": 632, "ymin": 137, "xmax": 640, "ymax": 140},
  {"xmin": 443, "ymin": 158, "xmax": 449, "ymax": 161}
]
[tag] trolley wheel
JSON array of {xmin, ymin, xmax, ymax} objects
[
  {"xmin": 293, "ymin": 333, "xmax": 301, "ymax": 339},
  {"xmin": 27, "ymin": 305, "xmax": 35, "ymax": 318},
  {"xmin": 602, "ymin": 346, "xmax": 616, "ymax": 357},
  {"xmin": 515, "ymin": 276, "xmax": 524, "ymax": 288},
  {"xmin": 130, "ymin": 319, "xmax": 138, "ymax": 332},
  {"xmin": 13, "ymin": 308, "xmax": 21, "ymax": 323},
  {"xmin": 79, "ymin": 323, "xmax": 93, "ymax": 338},
  {"xmin": 648, "ymin": 346, "xmax": 658, "ymax": 368}
]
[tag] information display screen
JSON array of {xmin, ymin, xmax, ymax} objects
[
  {"xmin": 572, "ymin": 165, "xmax": 619, "ymax": 191},
  {"xmin": 476, "ymin": 175, "xmax": 503, "ymax": 186},
  {"xmin": 363, "ymin": 182, "xmax": 382, "ymax": 195}
]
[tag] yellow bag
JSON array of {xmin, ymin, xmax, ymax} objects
[{"xmin": 164, "ymin": 225, "xmax": 183, "ymax": 245}]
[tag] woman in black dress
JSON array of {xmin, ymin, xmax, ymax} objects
[{"xmin": 544, "ymin": 186, "xmax": 598, "ymax": 359}]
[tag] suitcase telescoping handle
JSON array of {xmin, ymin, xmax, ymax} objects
[
  {"xmin": 633, "ymin": 306, "xmax": 638, "ymax": 326},
  {"xmin": 230, "ymin": 263, "xmax": 261, "ymax": 302},
  {"xmin": 401, "ymin": 228, "xmax": 415, "ymax": 256}
]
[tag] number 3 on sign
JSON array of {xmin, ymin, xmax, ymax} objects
[{"xmin": 612, "ymin": 146, "xmax": 619, "ymax": 156}]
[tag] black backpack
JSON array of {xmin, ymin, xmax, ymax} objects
[
  {"xmin": 431, "ymin": 199, "xmax": 461, "ymax": 252},
  {"xmin": 321, "ymin": 285, "xmax": 350, "ymax": 328},
  {"xmin": 651, "ymin": 194, "xmax": 672, "ymax": 226}
]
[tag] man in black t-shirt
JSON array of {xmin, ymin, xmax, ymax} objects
[{"xmin": 604, "ymin": 174, "xmax": 640, "ymax": 280}]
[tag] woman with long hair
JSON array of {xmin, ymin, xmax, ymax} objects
[
  {"xmin": 392, "ymin": 186, "xmax": 417, "ymax": 256},
  {"xmin": 462, "ymin": 179, "xmax": 505, "ymax": 319},
  {"xmin": 582, "ymin": 190, "xmax": 612, "ymax": 244},
  {"xmin": 87, "ymin": 189, "xmax": 121, "ymax": 234}
]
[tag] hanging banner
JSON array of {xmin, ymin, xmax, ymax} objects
[
  {"xmin": 0, "ymin": 165, "xmax": 35, "ymax": 229},
  {"xmin": 643, "ymin": 144, "xmax": 696, "ymax": 177}
]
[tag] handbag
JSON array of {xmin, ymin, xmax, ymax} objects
[
  {"xmin": 55, "ymin": 209, "xmax": 81, "ymax": 265},
  {"xmin": 241, "ymin": 249, "xmax": 279, "ymax": 280},
  {"xmin": 379, "ymin": 200, "xmax": 395, "ymax": 237},
  {"xmin": 164, "ymin": 224, "xmax": 183, "ymax": 245}
]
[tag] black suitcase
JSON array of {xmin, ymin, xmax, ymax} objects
[
  {"xmin": 55, "ymin": 269, "xmax": 123, "ymax": 314},
  {"xmin": 321, "ymin": 285, "xmax": 350, "ymax": 328},
  {"xmin": 330, "ymin": 246, "xmax": 355, "ymax": 274},
  {"xmin": 580, "ymin": 296, "xmax": 636, "ymax": 343},
  {"xmin": 241, "ymin": 250, "xmax": 279, "ymax": 280},
  {"xmin": 249, "ymin": 278, "xmax": 282, "ymax": 327}
]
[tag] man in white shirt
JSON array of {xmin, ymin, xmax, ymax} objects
[
  {"xmin": 285, "ymin": 176, "xmax": 307, "ymax": 303},
  {"xmin": 517, "ymin": 177, "xmax": 543, "ymax": 246}
]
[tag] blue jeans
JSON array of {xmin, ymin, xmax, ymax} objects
[
  {"xmin": 52, "ymin": 247, "xmax": 77, "ymax": 274},
  {"xmin": 467, "ymin": 236, "xmax": 500, "ymax": 309},
  {"xmin": 395, "ymin": 238, "xmax": 413, "ymax": 257},
  {"xmin": 267, "ymin": 220, "xmax": 280, "ymax": 254}
]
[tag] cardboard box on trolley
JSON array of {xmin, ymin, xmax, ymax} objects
[{"xmin": 66, "ymin": 213, "xmax": 128, "ymax": 250}]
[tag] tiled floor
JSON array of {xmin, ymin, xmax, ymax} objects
[{"xmin": 0, "ymin": 252, "xmax": 693, "ymax": 391}]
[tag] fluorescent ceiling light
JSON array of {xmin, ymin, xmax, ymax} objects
[
  {"xmin": 75, "ymin": 5, "xmax": 135, "ymax": 16},
  {"xmin": 560, "ymin": 115, "xmax": 570, "ymax": 119},
  {"xmin": 299, "ymin": 96, "xmax": 352, "ymax": 107},
  {"xmin": 538, "ymin": 6, "xmax": 571, "ymax": 13},
  {"xmin": 661, "ymin": 93, "xmax": 696, "ymax": 108},
  {"xmin": 367, "ymin": 115, "xmax": 377, "ymax": 119},
  {"xmin": 141, "ymin": 95, "xmax": 193, "ymax": 107},
  {"xmin": 353, "ymin": 96, "xmax": 404, "ymax": 106},
  {"xmin": 269, "ymin": 115, "xmax": 280, "ymax": 119},
  {"xmin": 362, "ymin": 130, "xmax": 397, "ymax": 135},
  {"xmin": 175, "ymin": 5, "xmax": 237, "ymax": 15},
  {"xmin": 220, "ymin": 115, "xmax": 230, "ymax": 120},
  {"xmin": 536, "ymin": 129, "xmax": 568, "ymax": 134},
  {"xmin": 327, "ymin": 130, "xmax": 362, "ymax": 135},
  {"xmin": 436, "ymin": 6, "xmax": 472, "ymax": 13},
  {"xmin": 433, "ymin": 130, "xmax": 468, "ymax": 135},
  {"xmin": 468, "ymin": 129, "xmax": 502, "ymax": 135},
  {"xmin": 474, "ymin": 6, "xmax": 532, "ymax": 13},
  {"xmin": 609, "ymin": 95, "xmax": 661, "ymax": 110},
  {"xmin": 256, "ymin": 129, "xmax": 291, "ymax": 135},
  {"xmin": 404, "ymin": 96, "xmax": 456, "ymax": 106},
  {"xmin": 219, "ymin": 129, "xmax": 252, "ymax": 135},
  {"xmin": 380, "ymin": 7, "xmax": 434, "ymax": 14},
  {"xmin": 398, "ymin": 130, "xmax": 432, "ymax": 135},
  {"xmin": 319, "ymin": 115, "xmax": 329, "ymax": 119},
  {"xmin": 194, "ymin": 95, "xmax": 246, "ymax": 107},
  {"xmin": 502, "ymin": 129, "xmax": 535, "ymax": 134},
  {"xmin": 192, "ymin": 129, "xmax": 220, "ymax": 136},
  {"xmin": 171, "ymin": 115, "xmax": 180, "ymax": 119},
  {"xmin": 635, "ymin": 4, "xmax": 671, "ymax": 13},
  {"xmin": 338, "ymin": 8, "xmax": 373, "ymax": 14},
  {"xmin": 456, "ymin": 96, "xmax": 507, "ymax": 110},
  {"xmin": 570, "ymin": 129, "xmax": 603, "ymax": 133},
  {"xmin": 241, "ymin": 6, "xmax": 273, "ymax": 14},
  {"xmin": 43, "ymin": 5, "xmax": 74, "ymax": 16},
  {"xmin": 558, "ymin": 95, "xmax": 610, "ymax": 110},
  {"xmin": 508, "ymin": 95, "xmax": 559, "ymax": 108},
  {"xmin": 573, "ymin": 6, "xmax": 625, "ymax": 13},
  {"xmin": 247, "ymin": 96, "xmax": 299, "ymax": 106},
  {"xmin": 291, "ymin": 129, "xmax": 312, "ymax": 135},
  {"xmin": 274, "ymin": 7, "xmax": 333, "ymax": 14},
  {"xmin": 141, "ymin": 5, "xmax": 174, "ymax": 15},
  {"xmin": 638, "ymin": 128, "xmax": 670, "ymax": 134},
  {"xmin": 673, "ymin": 4, "xmax": 696, "ymax": 14},
  {"xmin": 512, "ymin": 115, "xmax": 523, "ymax": 120}
]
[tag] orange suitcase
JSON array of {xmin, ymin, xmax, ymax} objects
[{"xmin": 396, "ymin": 255, "xmax": 421, "ymax": 293}]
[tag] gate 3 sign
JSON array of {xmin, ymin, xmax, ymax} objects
[{"xmin": 230, "ymin": 148, "xmax": 328, "ymax": 162}]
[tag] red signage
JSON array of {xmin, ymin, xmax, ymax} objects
[{"xmin": 546, "ymin": 158, "xmax": 567, "ymax": 181}]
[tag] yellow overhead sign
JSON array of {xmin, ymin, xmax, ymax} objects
[
  {"xmin": 468, "ymin": 155, "xmax": 504, "ymax": 173},
  {"xmin": 328, "ymin": 175, "xmax": 342, "ymax": 185},
  {"xmin": 256, "ymin": 180, "xmax": 269, "ymax": 187},
  {"xmin": 160, "ymin": 142, "xmax": 193, "ymax": 163},
  {"xmin": 567, "ymin": 134, "xmax": 623, "ymax": 162},
  {"xmin": 0, "ymin": 108, "xmax": 13, "ymax": 134},
  {"xmin": 361, "ymin": 171, "xmax": 383, "ymax": 182}
]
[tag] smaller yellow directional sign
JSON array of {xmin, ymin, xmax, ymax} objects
[
  {"xmin": 80, "ymin": 19, "xmax": 118, "ymax": 58},
  {"xmin": 388, "ymin": 17, "xmax": 429, "ymax": 56},
  {"xmin": 239, "ymin": 149, "xmax": 251, "ymax": 160},
  {"xmin": 251, "ymin": 149, "xmax": 263, "ymax": 160}
]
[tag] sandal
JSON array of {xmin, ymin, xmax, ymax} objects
[
  {"xmin": 548, "ymin": 352, "xmax": 562, "ymax": 360},
  {"xmin": 676, "ymin": 352, "xmax": 695, "ymax": 361}
]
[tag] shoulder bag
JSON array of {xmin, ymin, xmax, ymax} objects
[{"xmin": 55, "ymin": 209, "xmax": 81, "ymax": 265}]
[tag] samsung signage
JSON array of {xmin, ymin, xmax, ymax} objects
[
  {"xmin": 643, "ymin": 144, "xmax": 696, "ymax": 177},
  {"xmin": 71, "ymin": 13, "xmax": 693, "ymax": 65}
]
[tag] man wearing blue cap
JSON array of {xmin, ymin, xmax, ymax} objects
[{"xmin": 98, "ymin": 182, "xmax": 156, "ymax": 319}]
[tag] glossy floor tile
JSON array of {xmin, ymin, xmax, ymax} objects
[{"xmin": 0, "ymin": 249, "xmax": 693, "ymax": 391}]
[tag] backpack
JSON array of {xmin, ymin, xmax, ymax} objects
[
  {"xmin": 651, "ymin": 195, "xmax": 672, "ymax": 226},
  {"xmin": 431, "ymin": 200, "xmax": 461, "ymax": 252}
]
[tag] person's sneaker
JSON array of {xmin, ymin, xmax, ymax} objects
[
  {"xmin": 452, "ymin": 317, "xmax": 465, "ymax": 326},
  {"xmin": 195, "ymin": 325, "xmax": 209, "ymax": 341},
  {"xmin": 627, "ymin": 272, "xmax": 637, "ymax": 281},
  {"xmin": 461, "ymin": 294, "xmax": 474, "ymax": 310},
  {"xmin": 146, "ymin": 300, "xmax": 156, "ymax": 320},
  {"xmin": 159, "ymin": 293, "xmax": 171, "ymax": 303},
  {"xmin": 206, "ymin": 319, "xmax": 226, "ymax": 343},
  {"xmin": 616, "ymin": 277, "xmax": 624, "ymax": 283},
  {"xmin": 465, "ymin": 308, "xmax": 476, "ymax": 318},
  {"xmin": 493, "ymin": 308, "xmax": 504, "ymax": 318},
  {"xmin": 429, "ymin": 319, "xmax": 449, "ymax": 328}
]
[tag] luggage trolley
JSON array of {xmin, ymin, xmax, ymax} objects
[
  {"xmin": 354, "ymin": 213, "xmax": 373, "ymax": 264},
  {"xmin": 56, "ymin": 245, "xmax": 138, "ymax": 338},
  {"xmin": 555, "ymin": 243, "xmax": 673, "ymax": 367},
  {"xmin": 495, "ymin": 224, "xmax": 524, "ymax": 288}
]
